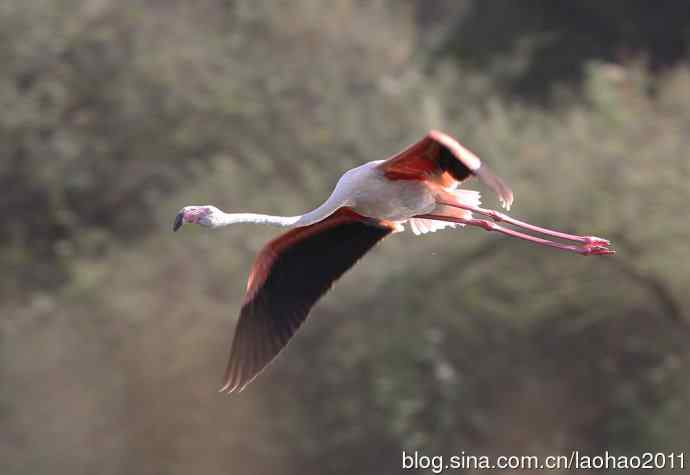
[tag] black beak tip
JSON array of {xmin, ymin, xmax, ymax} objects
[{"xmin": 173, "ymin": 212, "xmax": 184, "ymax": 232}]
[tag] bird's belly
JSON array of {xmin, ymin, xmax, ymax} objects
[{"xmin": 351, "ymin": 179, "xmax": 436, "ymax": 222}]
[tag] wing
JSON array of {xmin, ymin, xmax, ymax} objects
[
  {"xmin": 379, "ymin": 130, "xmax": 514, "ymax": 209},
  {"xmin": 220, "ymin": 208, "xmax": 394, "ymax": 393}
]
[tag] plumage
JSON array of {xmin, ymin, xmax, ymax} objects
[
  {"xmin": 173, "ymin": 130, "xmax": 614, "ymax": 394},
  {"xmin": 220, "ymin": 209, "xmax": 393, "ymax": 392},
  {"xmin": 380, "ymin": 130, "xmax": 514, "ymax": 210}
]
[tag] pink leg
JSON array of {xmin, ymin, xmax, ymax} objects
[
  {"xmin": 437, "ymin": 200, "xmax": 610, "ymax": 246},
  {"xmin": 417, "ymin": 214, "xmax": 615, "ymax": 256}
]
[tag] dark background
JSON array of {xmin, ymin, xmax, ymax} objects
[{"xmin": 2, "ymin": 1, "xmax": 689, "ymax": 473}]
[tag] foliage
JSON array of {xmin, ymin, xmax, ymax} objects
[{"xmin": 2, "ymin": 1, "xmax": 689, "ymax": 474}]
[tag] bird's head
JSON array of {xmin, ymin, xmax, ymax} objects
[{"xmin": 173, "ymin": 205, "xmax": 223, "ymax": 231}]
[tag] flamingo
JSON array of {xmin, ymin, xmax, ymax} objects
[{"xmin": 173, "ymin": 130, "xmax": 614, "ymax": 393}]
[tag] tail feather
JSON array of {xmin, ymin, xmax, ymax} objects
[{"xmin": 408, "ymin": 189, "xmax": 481, "ymax": 236}]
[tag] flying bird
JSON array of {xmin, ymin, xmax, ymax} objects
[{"xmin": 173, "ymin": 130, "xmax": 614, "ymax": 393}]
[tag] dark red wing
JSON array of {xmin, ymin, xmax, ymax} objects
[
  {"xmin": 379, "ymin": 130, "xmax": 514, "ymax": 209},
  {"xmin": 220, "ymin": 208, "xmax": 394, "ymax": 393}
]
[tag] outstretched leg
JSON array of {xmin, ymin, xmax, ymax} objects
[
  {"xmin": 416, "ymin": 213, "xmax": 614, "ymax": 256},
  {"xmin": 435, "ymin": 193, "xmax": 609, "ymax": 246}
]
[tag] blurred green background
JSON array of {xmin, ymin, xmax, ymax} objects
[{"xmin": 2, "ymin": 1, "xmax": 689, "ymax": 474}]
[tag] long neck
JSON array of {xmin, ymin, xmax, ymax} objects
[
  {"xmin": 216, "ymin": 193, "xmax": 348, "ymax": 229},
  {"xmin": 217, "ymin": 213, "xmax": 302, "ymax": 228}
]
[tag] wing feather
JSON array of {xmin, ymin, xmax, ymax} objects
[
  {"xmin": 220, "ymin": 208, "xmax": 393, "ymax": 393},
  {"xmin": 379, "ymin": 130, "xmax": 514, "ymax": 209}
]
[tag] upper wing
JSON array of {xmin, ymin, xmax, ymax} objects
[
  {"xmin": 378, "ymin": 130, "xmax": 514, "ymax": 209},
  {"xmin": 220, "ymin": 208, "xmax": 394, "ymax": 393}
]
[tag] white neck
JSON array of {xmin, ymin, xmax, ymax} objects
[
  {"xmin": 215, "ymin": 197, "xmax": 347, "ymax": 229},
  {"xmin": 213, "ymin": 184, "xmax": 350, "ymax": 229},
  {"xmin": 216, "ymin": 212, "xmax": 302, "ymax": 228}
]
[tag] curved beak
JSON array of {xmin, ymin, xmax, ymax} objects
[{"xmin": 173, "ymin": 212, "xmax": 184, "ymax": 232}]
